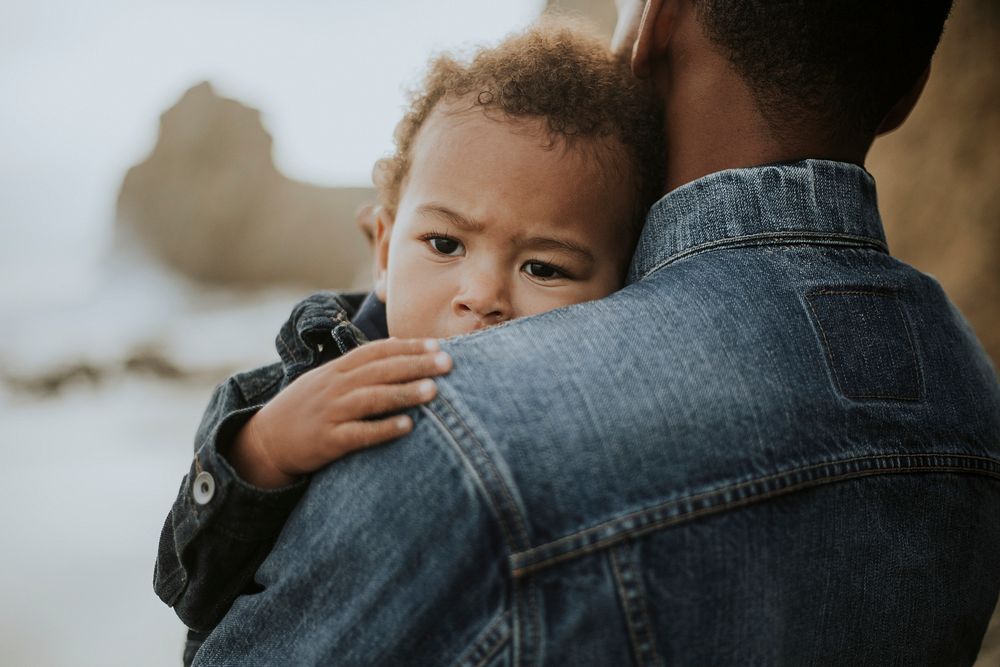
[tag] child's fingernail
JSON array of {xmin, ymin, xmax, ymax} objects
[
  {"xmin": 396, "ymin": 415, "xmax": 411, "ymax": 430},
  {"xmin": 423, "ymin": 339, "xmax": 440, "ymax": 352},
  {"xmin": 434, "ymin": 352, "xmax": 451, "ymax": 369},
  {"xmin": 419, "ymin": 379, "xmax": 436, "ymax": 397}
]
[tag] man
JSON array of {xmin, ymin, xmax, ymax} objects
[{"xmin": 175, "ymin": 1, "xmax": 1000, "ymax": 663}]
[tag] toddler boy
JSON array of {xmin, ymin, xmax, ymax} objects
[
  {"xmin": 226, "ymin": 20, "xmax": 663, "ymax": 488},
  {"xmin": 156, "ymin": 18, "xmax": 664, "ymax": 653}
]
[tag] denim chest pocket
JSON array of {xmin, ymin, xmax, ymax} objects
[{"xmin": 805, "ymin": 289, "xmax": 924, "ymax": 401}]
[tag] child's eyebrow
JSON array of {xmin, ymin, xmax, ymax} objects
[
  {"xmin": 416, "ymin": 204, "xmax": 485, "ymax": 232},
  {"xmin": 518, "ymin": 236, "xmax": 595, "ymax": 263}
]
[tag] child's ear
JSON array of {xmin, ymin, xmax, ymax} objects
[
  {"xmin": 373, "ymin": 207, "xmax": 394, "ymax": 303},
  {"xmin": 355, "ymin": 203, "xmax": 377, "ymax": 245}
]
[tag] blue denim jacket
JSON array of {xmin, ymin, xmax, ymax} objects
[{"xmin": 163, "ymin": 160, "xmax": 1000, "ymax": 666}]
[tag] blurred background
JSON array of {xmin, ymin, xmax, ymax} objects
[{"xmin": 0, "ymin": 0, "xmax": 996, "ymax": 665}]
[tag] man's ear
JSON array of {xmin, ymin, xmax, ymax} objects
[
  {"xmin": 373, "ymin": 207, "xmax": 393, "ymax": 303},
  {"xmin": 631, "ymin": 0, "xmax": 677, "ymax": 80},
  {"xmin": 876, "ymin": 65, "xmax": 931, "ymax": 137}
]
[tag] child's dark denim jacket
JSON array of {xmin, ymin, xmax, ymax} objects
[{"xmin": 155, "ymin": 291, "xmax": 386, "ymax": 654}]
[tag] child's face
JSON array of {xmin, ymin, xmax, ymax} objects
[{"xmin": 375, "ymin": 101, "xmax": 635, "ymax": 339}]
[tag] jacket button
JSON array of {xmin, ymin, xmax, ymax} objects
[{"xmin": 193, "ymin": 471, "xmax": 216, "ymax": 505}]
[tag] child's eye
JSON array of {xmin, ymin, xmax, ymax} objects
[
  {"xmin": 426, "ymin": 236, "xmax": 463, "ymax": 256},
  {"xmin": 523, "ymin": 261, "xmax": 566, "ymax": 280}
]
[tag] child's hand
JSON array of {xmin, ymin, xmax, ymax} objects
[{"xmin": 227, "ymin": 338, "xmax": 452, "ymax": 489}]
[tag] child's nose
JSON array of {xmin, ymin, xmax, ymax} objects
[{"xmin": 452, "ymin": 270, "xmax": 510, "ymax": 327}]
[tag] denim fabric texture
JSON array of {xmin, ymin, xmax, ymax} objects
[{"xmin": 161, "ymin": 160, "xmax": 1000, "ymax": 666}]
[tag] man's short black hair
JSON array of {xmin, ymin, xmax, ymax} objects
[{"xmin": 693, "ymin": 0, "xmax": 953, "ymax": 142}]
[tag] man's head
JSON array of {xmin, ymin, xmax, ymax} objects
[
  {"xmin": 372, "ymin": 20, "xmax": 664, "ymax": 338},
  {"xmin": 615, "ymin": 0, "xmax": 953, "ymax": 181}
]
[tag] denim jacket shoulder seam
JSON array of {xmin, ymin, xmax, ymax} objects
[
  {"xmin": 425, "ymin": 394, "xmax": 531, "ymax": 552},
  {"xmin": 636, "ymin": 231, "xmax": 888, "ymax": 282},
  {"xmin": 509, "ymin": 452, "xmax": 1000, "ymax": 577}
]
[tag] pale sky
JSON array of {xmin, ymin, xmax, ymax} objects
[{"xmin": 0, "ymin": 0, "xmax": 544, "ymax": 307}]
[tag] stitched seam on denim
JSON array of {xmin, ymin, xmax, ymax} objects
[
  {"xmin": 638, "ymin": 232, "xmax": 887, "ymax": 281},
  {"xmin": 435, "ymin": 393, "xmax": 531, "ymax": 550},
  {"xmin": 511, "ymin": 575, "xmax": 540, "ymax": 667},
  {"xmin": 520, "ymin": 453, "xmax": 1000, "ymax": 554},
  {"xmin": 609, "ymin": 548, "xmax": 642, "ymax": 663},
  {"xmin": 157, "ymin": 562, "xmax": 187, "ymax": 605},
  {"xmin": 332, "ymin": 325, "xmax": 350, "ymax": 356},
  {"xmin": 510, "ymin": 454, "xmax": 1000, "ymax": 576},
  {"xmin": 422, "ymin": 405, "xmax": 517, "ymax": 553},
  {"xmin": 472, "ymin": 629, "xmax": 509, "ymax": 667},
  {"xmin": 515, "ymin": 465, "xmax": 1000, "ymax": 576},
  {"xmin": 630, "ymin": 553, "xmax": 663, "ymax": 667},
  {"xmin": 609, "ymin": 545, "xmax": 664, "ymax": 667},
  {"xmin": 473, "ymin": 638, "xmax": 507, "ymax": 667},
  {"xmin": 517, "ymin": 463, "xmax": 1000, "ymax": 575},
  {"xmin": 804, "ymin": 290, "xmax": 922, "ymax": 401},
  {"xmin": 453, "ymin": 610, "xmax": 511, "ymax": 667}
]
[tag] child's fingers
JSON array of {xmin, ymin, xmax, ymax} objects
[
  {"xmin": 334, "ymin": 337, "xmax": 440, "ymax": 372},
  {"xmin": 342, "ymin": 350, "xmax": 452, "ymax": 388},
  {"xmin": 328, "ymin": 414, "xmax": 414, "ymax": 454},
  {"xmin": 339, "ymin": 378, "xmax": 438, "ymax": 421}
]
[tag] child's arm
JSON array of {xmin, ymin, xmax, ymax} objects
[
  {"xmin": 155, "ymin": 290, "xmax": 450, "ymax": 635},
  {"xmin": 156, "ymin": 338, "xmax": 449, "ymax": 634},
  {"xmin": 227, "ymin": 337, "xmax": 452, "ymax": 488}
]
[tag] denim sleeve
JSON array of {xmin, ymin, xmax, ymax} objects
[
  {"xmin": 153, "ymin": 362, "xmax": 309, "ymax": 633},
  {"xmin": 191, "ymin": 403, "xmax": 510, "ymax": 665},
  {"xmin": 155, "ymin": 291, "xmax": 374, "ymax": 641}
]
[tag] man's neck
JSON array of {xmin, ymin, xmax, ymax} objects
[
  {"xmin": 656, "ymin": 34, "xmax": 870, "ymax": 192},
  {"xmin": 663, "ymin": 126, "xmax": 871, "ymax": 194}
]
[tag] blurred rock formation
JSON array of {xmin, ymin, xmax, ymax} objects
[
  {"xmin": 116, "ymin": 82, "xmax": 374, "ymax": 290},
  {"xmin": 868, "ymin": 0, "xmax": 999, "ymax": 366}
]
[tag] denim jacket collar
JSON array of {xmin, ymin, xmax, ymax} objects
[
  {"xmin": 276, "ymin": 291, "xmax": 371, "ymax": 381},
  {"xmin": 627, "ymin": 159, "xmax": 889, "ymax": 284}
]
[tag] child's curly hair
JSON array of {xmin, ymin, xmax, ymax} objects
[{"xmin": 374, "ymin": 18, "xmax": 665, "ymax": 238}]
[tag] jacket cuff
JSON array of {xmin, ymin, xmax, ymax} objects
[{"xmin": 179, "ymin": 407, "xmax": 309, "ymax": 544}]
